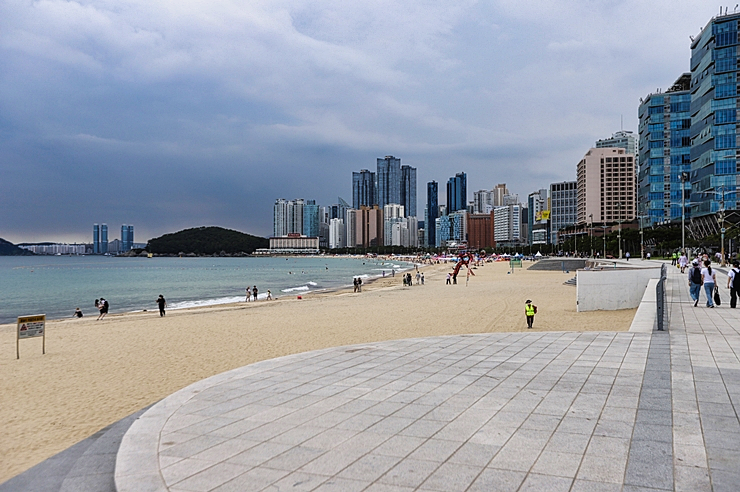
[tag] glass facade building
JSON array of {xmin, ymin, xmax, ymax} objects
[
  {"xmin": 638, "ymin": 74, "xmax": 692, "ymax": 225},
  {"xmin": 352, "ymin": 170, "xmax": 376, "ymax": 210},
  {"xmin": 690, "ymin": 14, "xmax": 739, "ymax": 215},
  {"xmin": 400, "ymin": 165, "xmax": 417, "ymax": 218},
  {"xmin": 446, "ymin": 172, "xmax": 467, "ymax": 212},
  {"xmin": 426, "ymin": 181, "xmax": 438, "ymax": 247},
  {"xmin": 549, "ymin": 181, "xmax": 577, "ymax": 244},
  {"xmin": 376, "ymin": 156, "xmax": 401, "ymax": 210},
  {"xmin": 303, "ymin": 200, "xmax": 320, "ymax": 237}
]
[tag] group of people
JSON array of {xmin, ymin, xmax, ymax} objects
[
  {"xmin": 93, "ymin": 298, "xmax": 109, "ymax": 320},
  {"xmin": 353, "ymin": 277, "xmax": 363, "ymax": 292},
  {"xmin": 687, "ymin": 255, "xmax": 740, "ymax": 308},
  {"xmin": 246, "ymin": 286, "xmax": 272, "ymax": 301},
  {"xmin": 402, "ymin": 271, "xmax": 424, "ymax": 286}
]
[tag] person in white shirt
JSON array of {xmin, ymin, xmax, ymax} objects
[
  {"xmin": 727, "ymin": 260, "xmax": 740, "ymax": 309},
  {"xmin": 678, "ymin": 252, "xmax": 689, "ymax": 273},
  {"xmin": 701, "ymin": 260, "xmax": 717, "ymax": 308}
]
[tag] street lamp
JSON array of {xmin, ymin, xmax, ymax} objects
[
  {"xmin": 601, "ymin": 225, "xmax": 608, "ymax": 259},
  {"xmin": 680, "ymin": 171, "xmax": 689, "ymax": 255},
  {"xmin": 718, "ymin": 187, "xmax": 726, "ymax": 267},
  {"xmin": 588, "ymin": 214, "xmax": 594, "ymax": 258}
]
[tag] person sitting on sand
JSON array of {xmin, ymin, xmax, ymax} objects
[{"xmin": 73, "ymin": 308, "xmax": 83, "ymax": 318}]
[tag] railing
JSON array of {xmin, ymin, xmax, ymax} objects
[{"xmin": 656, "ymin": 264, "xmax": 668, "ymax": 331}]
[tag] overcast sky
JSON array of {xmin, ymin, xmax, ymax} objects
[{"xmin": 0, "ymin": 0, "xmax": 722, "ymax": 243}]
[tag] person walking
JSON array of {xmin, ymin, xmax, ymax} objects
[
  {"xmin": 626, "ymin": 252, "xmax": 630, "ymax": 261},
  {"xmin": 446, "ymin": 273, "xmax": 451, "ymax": 285},
  {"xmin": 266, "ymin": 290, "xmax": 272, "ymax": 300},
  {"xmin": 156, "ymin": 294, "xmax": 167, "ymax": 317},
  {"xmin": 421, "ymin": 272, "xmax": 425, "ymax": 285},
  {"xmin": 415, "ymin": 271, "xmax": 421, "ymax": 285},
  {"xmin": 357, "ymin": 277, "xmax": 362, "ymax": 292},
  {"xmin": 688, "ymin": 259, "xmax": 702, "ymax": 307},
  {"xmin": 252, "ymin": 286, "xmax": 258, "ymax": 301},
  {"xmin": 679, "ymin": 252, "xmax": 688, "ymax": 273},
  {"xmin": 97, "ymin": 298, "xmax": 109, "ymax": 320},
  {"xmin": 246, "ymin": 287, "xmax": 252, "ymax": 302},
  {"xmin": 525, "ymin": 300, "xmax": 537, "ymax": 329},
  {"xmin": 701, "ymin": 260, "xmax": 717, "ymax": 308},
  {"xmin": 671, "ymin": 252, "xmax": 678, "ymax": 266},
  {"xmin": 728, "ymin": 260, "xmax": 740, "ymax": 308}
]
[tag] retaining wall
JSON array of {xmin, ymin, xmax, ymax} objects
[{"xmin": 576, "ymin": 267, "xmax": 662, "ymax": 312}]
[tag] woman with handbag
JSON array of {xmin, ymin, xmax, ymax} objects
[{"xmin": 701, "ymin": 260, "xmax": 717, "ymax": 308}]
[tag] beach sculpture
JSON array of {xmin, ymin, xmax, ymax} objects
[{"xmin": 451, "ymin": 251, "xmax": 481, "ymax": 279}]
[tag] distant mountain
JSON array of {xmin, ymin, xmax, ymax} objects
[
  {"xmin": 0, "ymin": 238, "xmax": 34, "ymax": 256},
  {"xmin": 147, "ymin": 226, "xmax": 268, "ymax": 255}
]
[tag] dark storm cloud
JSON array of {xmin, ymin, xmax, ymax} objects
[{"xmin": 0, "ymin": 0, "xmax": 718, "ymax": 243}]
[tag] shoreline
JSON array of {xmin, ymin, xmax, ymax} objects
[{"xmin": 0, "ymin": 260, "xmax": 636, "ymax": 483}]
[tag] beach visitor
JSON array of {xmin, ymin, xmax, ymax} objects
[
  {"xmin": 97, "ymin": 298, "xmax": 109, "ymax": 320},
  {"xmin": 421, "ymin": 273, "xmax": 425, "ymax": 285},
  {"xmin": 266, "ymin": 289, "xmax": 272, "ymax": 300},
  {"xmin": 156, "ymin": 295, "xmax": 167, "ymax": 317},
  {"xmin": 415, "ymin": 272, "xmax": 421, "ymax": 285},
  {"xmin": 701, "ymin": 260, "xmax": 716, "ymax": 308},
  {"xmin": 246, "ymin": 287, "xmax": 251, "ymax": 302},
  {"xmin": 728, "ymin": 260, "xmax": 740, "ymax": 308},
  {"xmin": 73, "ymin": 308, "xmax": 83, "ymax": 318},
  {"xmin": 688, "ymin": 259, "xmax": 702, "ymax": 307},
  {"xmin": 679, "ymin": 252, "xmax": 688, "ymax": 273},
  {"xmin": 353, "ymin": 278, "xmax": 358, "ymax": 292},
  {"xmin": 94, "ymin": 299, "xmax": 99, "ymax": 310},
  {"xmin": 446, "ymin": 273, "xmax": 451, "ymax": 285},
  {"xmin": 453, "ymin": 272, "xmax": 457, "ymax": 284},
  {"xmin": 253, "ymin": 286, "xmax": 258, "ymax": 301},
  {"xmin": 357, "ymin": 277, "xmax": 362, "ymax": 292},
  {"xmin": 525, "ymin": 300, "xmax": 537, "ymax": 329}
]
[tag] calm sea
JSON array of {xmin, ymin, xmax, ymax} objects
[{"xmin": 0, "ymin": 255, "xmax": 414, "ymax": 324}]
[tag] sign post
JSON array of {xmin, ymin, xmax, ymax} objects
[{"xmin": 17, "ymin": 314, "xmax": 46, "ymax": 359}]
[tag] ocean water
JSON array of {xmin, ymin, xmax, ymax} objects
[{"xmin": 0, "ymin": 255, "xmax": 414, "ymax": 325}]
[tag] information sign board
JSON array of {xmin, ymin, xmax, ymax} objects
[{"xmin": 17, "ymin": 314, "xmax": 45, "ymax": 359}]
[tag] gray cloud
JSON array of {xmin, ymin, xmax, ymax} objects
[{"xmin": 0, "ymin": 0, "xmax": 718, "ymax": 242}]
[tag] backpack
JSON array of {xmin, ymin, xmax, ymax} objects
[
  {"xmin": 733, "ymin": 269, "xmax": 740, "ymax": 289},
  {"xmin": 691, "ymin": 267, "xmax": 702, "ymax": 285}
]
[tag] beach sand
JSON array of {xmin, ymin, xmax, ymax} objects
[{"xmin": 0, "ymin": 259, "xmax": 635, "ymax": 482}]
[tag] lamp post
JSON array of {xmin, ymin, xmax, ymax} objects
[
  {"xmin": 601, "ymin": 225, "xmax": 608, "ymax": 259},
  {"xmin": 588, "ymin": 214, "xmax": 594, "ymax": 258},
  {"xmin": 681, "ymin": 172, "xmax": 689, "ymax": 255},
  {"xmin": 718, "ymin": 187, "xmax": 726, "ymax": 267},
  {"xmin": 617, "ymin": 202, "xmax": 623, "ymax": 259}
]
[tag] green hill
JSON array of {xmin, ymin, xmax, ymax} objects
[
  {"xmin": 147, "ymin": 226, "xmax": 268, "ymax": 255},
  {"xmin": 0, "ymin": 238, "xmax": 34, "ymax": 256}
]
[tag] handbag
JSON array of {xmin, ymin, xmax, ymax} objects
[{"xmin": 714, "ymin": 285, "xmax": 722, "ymax": 306}]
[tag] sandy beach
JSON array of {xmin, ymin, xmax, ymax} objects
[{"xmin": 0, "ymin": 259, "xmax": 636, "ymax": 483}]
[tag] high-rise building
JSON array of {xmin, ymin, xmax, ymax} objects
[
  {"xmin": 329, "ymin": 219, "xmax": 345, "ymax": 249},
  {"xmin": 352, "ymin": 170, "xmax": 376, "ymax": 210},
  {"xmin": 550, "ymin": 181, "xmax": 578, "ymax": 244},
  {"xmin": 690, "ymin": 15, "xmax": 738, "ymax": 216},
  {"xmin": 596, "ymin": 131, "xmax": 638, "ymax": 163},
  {"xmin": 290, "ymin": 199, "xmax": 304, "ymax": 234},
  {"xmin": 383, "ymin": 204, "xmax": 405, "ymax": 246},
  {"xmin": 376, "ymin": 156, "xmax": 401, "ymax": 210},
  {"xmin": 121, "ymin": 224, "xmax": 134, "ymax": 252},
  {"xmin": 446, "ymin": 172, "xmax": 467, "ymax": 212},
  {"xmin": 577, "ymin": 148, "xmax": 636, "ymax": 225},
  {"xmin": 93, "ymin": 224, "xmax": 100, "ymax": 254},
  {"xmin": 492, "ymin": 184, "xmax": 509, "ymax": 207},
  {"xmin": 473, "ymin": 190, "xmax": 493, "ymax": 214},
  {"xmin": 638, "ymin": 74, "xmax": 692, "ymax": 226},
  {"xmin": 494, "ymin": 204, "xmax": 521, "ymax": 244},
  {"xmin": 346, "ymin": 209, "xmax": 358, "ymax": 248},
  {"xmin": 527, "ymin": 190, "xmax": 548, "ymax": 246},
  {"xmin": 100, "ymin": 224, "xmax": 108, "ymax": 254},
  {"xmin": 467, "ymin": 212, "xmax": 496, "ymax": 249},
  {"xmin": 426, "ymin": 181, "xmax": 439, "ymax": 247},
  {"xmin": 273, "ymin": 198, "xmax": 309, "ymax": 236},
  {"xmin": 400, "ymin": 165, "xmax": 417, "ymax": 218},
  {"xmin": 273, "ymin": 199, "xmax": 289, "ymax": 237},
  {"xmin": 303, "ymin": 200, "xmax": 320, "ymax": 237}
]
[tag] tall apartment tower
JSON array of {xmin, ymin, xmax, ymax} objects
[
  {"xmin": 93, "ymin": 224, "xmax": 100, "ymax": 254},
  {"xmin": 426, "ymin": 181, "xmax": 439, "ymax": 247},
  {"xmin": 273, "ymin": 199, "xmax": 289, "ymax": 237},
  {"xmin": 303, "ymin": 200, "xmax": 320, "ymax": 237},
  {"xmin": 550, "ymin": 181, "xmax": 577, "ymax": 244},
  {"xmin": 121, "ymin": 225, "xmax": 134, "ymax": 252},
  {"xmin": 352, "ymin": 170, "xmax": 376, "ymax": 210},
  {"xmin": 100, "ymin": 224, "xmax": 108, "ymax": 254},
  {"xmin": 473, "ymin": 190, "xmax": 493, "ymax": 214},
  {"xmin": 400, "ymin": 165, "xmax": 417, "ymax": 218},
  {"xmin": 492, "ymin": 184, "xmax": 509, "ymax": 207},
  {"xmin": 446, "ymin": 172, "xmax": 467, "ymax": 212},
  {"xmin": 690, "ymin": 14, "xmax": 739, "ymax": 216},
  {"xmin": 376, "ymin": 156, "xmax": 401, "ymax": 210},
  {"xmin": 576, "ymin": 148, "xmax": 636, "ymax": 225},
  {"xmin": 638, "ymin": 74, "xmax": 692, "ymax": 226}
]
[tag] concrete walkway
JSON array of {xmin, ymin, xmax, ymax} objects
[{"xmin": 4, "ymin": 262, "xmax": 739, "ymax": 491}]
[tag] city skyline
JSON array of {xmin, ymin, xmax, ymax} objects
[{"xmin": 0, "ymin": 2, "xmax": 721, "ymax": 243}]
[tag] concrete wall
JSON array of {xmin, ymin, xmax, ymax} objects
[{"xmin": 577, "ymin": 267, "xmax": 662, "ymax": 312}]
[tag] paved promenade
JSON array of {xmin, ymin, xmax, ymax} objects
[{"xmin": 110, "ymin": 263, "xmax": 740, "ymax": 492}]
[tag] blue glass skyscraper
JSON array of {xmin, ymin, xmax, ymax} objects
[
  {"xmin": 426, "ymin": 181, "xmax": 438, "ymax": 247},
  {"xmin": 376, "ymin": 156, "xmax": 401, "ymax": 210},
  {"xmin": 400, "ymin": 165, "xmax": 416, "ymax": 218},
  {"xmin": 638, "ymin": 74, "xmax": 691, "ymax": 226},
  {"xmin": 303, "ymin": 200, "xmax": 320, "ymax": 237},
  {"xmin": 690, "ymin": 14, "xmax": 739, "ymax": 215},
  {"xmin": 352, "ymin": 170, "xmax": 376, "ymax": 209},
  {"xmin": 93, "ymin": 224, "xmax": 100, "ymax": 254},
  {"xmin": 446, "ymin": 172, "xmax": 467, "ymax": 212}
]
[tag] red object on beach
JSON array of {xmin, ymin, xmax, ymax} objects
[{"xmin": 297, "ymin": 296, "xmax": 302, "ymax": 300}]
